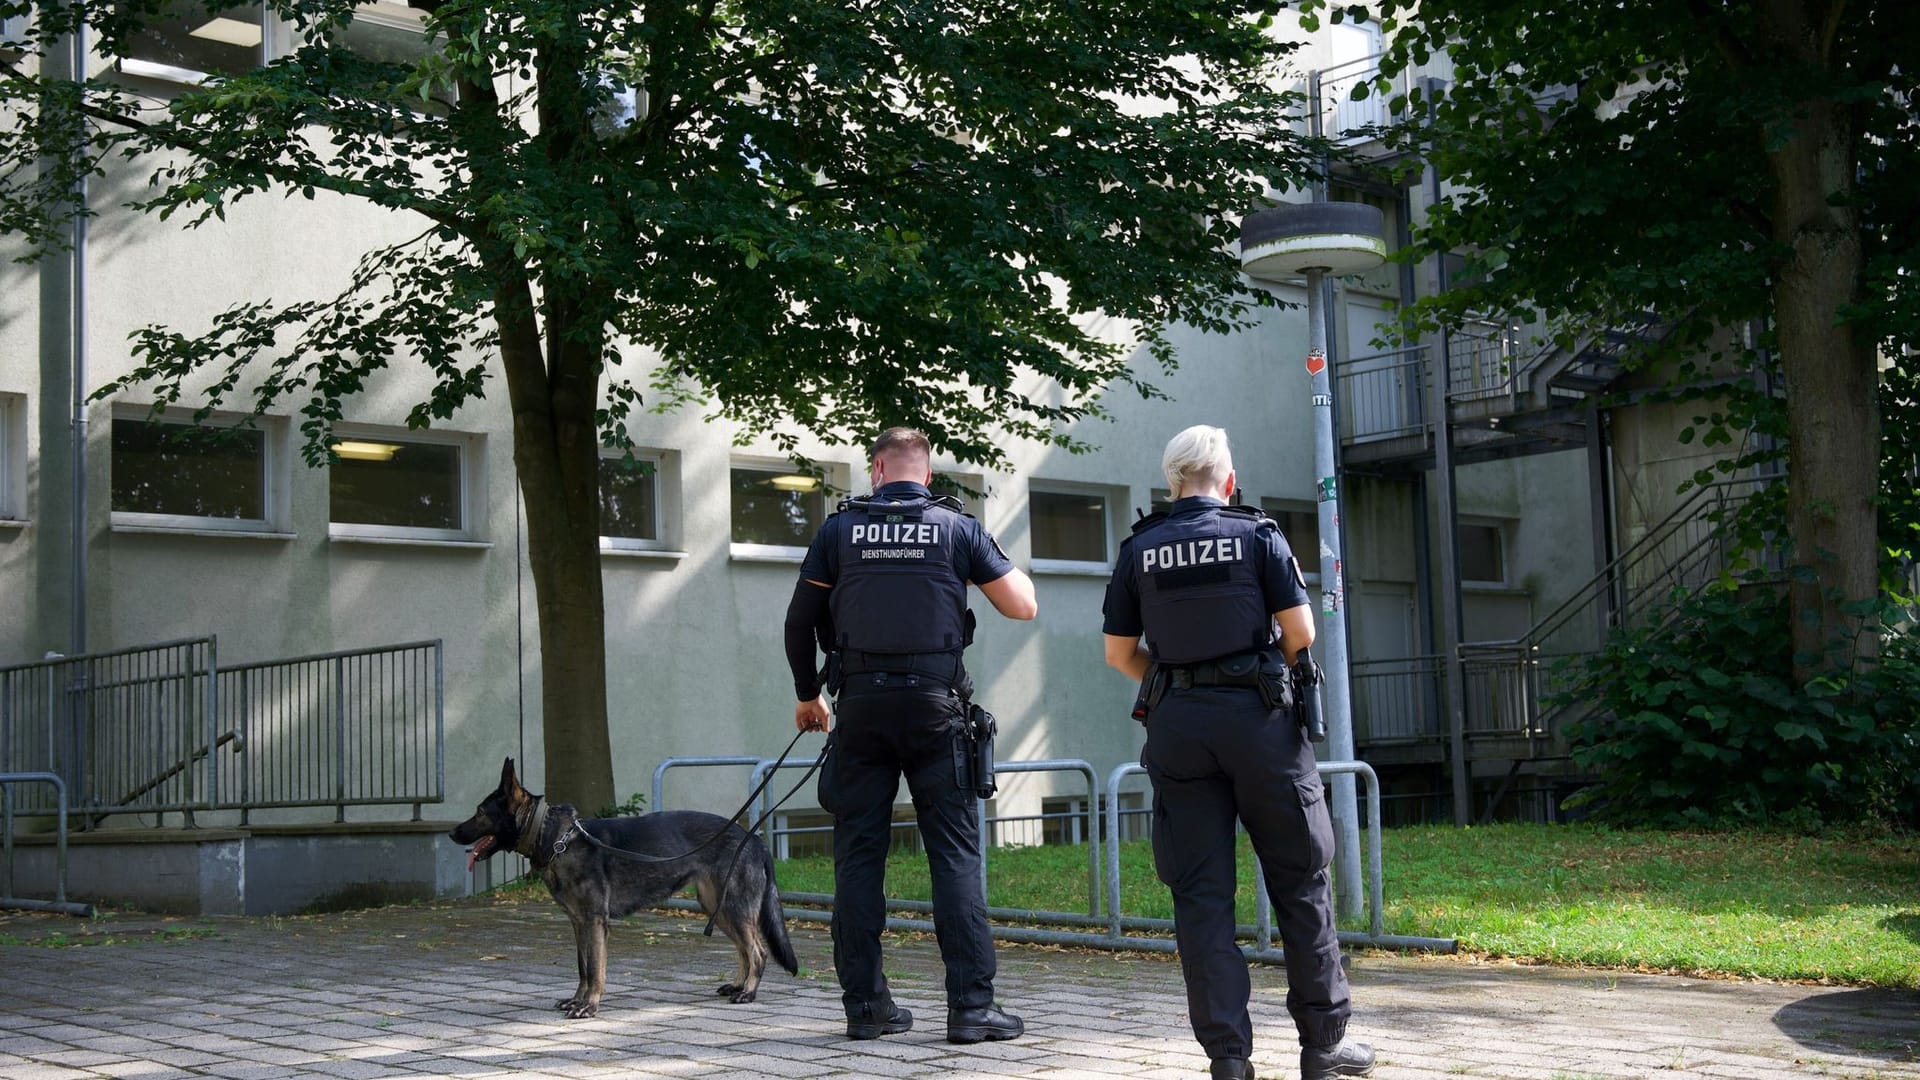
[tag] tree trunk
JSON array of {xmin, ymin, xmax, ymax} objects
[
  {"xmin": 495, "ymin": 279, "xmax": 617, "ymax": 812},
  {"xmin": 1764, "ymin": 7, "xmax": 1881, "ymax": 681}
]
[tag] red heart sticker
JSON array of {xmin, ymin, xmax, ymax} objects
[{"xmin": 1305, "ymin": 354, "xmax": 1326, "ymax": 376}]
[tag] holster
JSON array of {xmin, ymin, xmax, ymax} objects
[
  {"xmin": 1131, "ymin": 665, "xmax": 1169, "ymax": 724},
  {"xmin": 1291, "ymin": 654, "xmax": 1327, "ymax": 741},
  {"xmin": 964, "ymin": 703, "xmax": 998, "ymax": 799},
  {"xmin": 1256, "ymin": 653, "xmax": 1296, "ymax": 712},
  {"xmin": 819, "ymin": 651, "xmax": 845, "ymax": 697}
]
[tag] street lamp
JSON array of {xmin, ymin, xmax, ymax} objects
[{"xmin": 1238, "ymin": 201, "xmax": 1387, "ymax": 919}]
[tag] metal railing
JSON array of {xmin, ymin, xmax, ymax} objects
[
  {"xmin": 1351, "ymin": 655, "xmax": 1444, "ymax": 742},
  {"xmin": 0, "ymin": 638, "xmax": 218, "ymax": 822},
  {"xmin": 0, "ymin": 637, "xmax": 443, "ymax": 826},
  {"xmin": 1311, "ymin": 50, "xmax": 1455, "ymax": 145},
  {"xmin": 652, "ymin": 753, "xmax": 1455, "ymax": 959},
  {"xmin": 1337, "ymin": 347, "xmax": 1429, "ymax": 442},
  {"xmin": 1, "ymin": 772, "xmax": 94, "ymax": 917},
  {"xmin": 216, "ymin": 640, "xmax": 445, "ymax": 823}
]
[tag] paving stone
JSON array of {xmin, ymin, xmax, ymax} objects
[{"xmin": 2, "ymin": 902, "xmax": 1917, "ymax": 1080}]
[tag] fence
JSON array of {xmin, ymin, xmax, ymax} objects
[
  {"xmin": 0, "ymin": 637, "xmax": 444, "ymax": 825},
  {"xmin": 652, "ymin": 753, "xmax": 1454, "ymax": 959}
]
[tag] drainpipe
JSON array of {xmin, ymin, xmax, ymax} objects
[{"xmin": 66, "ymin": 16, "xmax": 90, "ymax": 657}]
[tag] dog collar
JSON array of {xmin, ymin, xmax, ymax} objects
[{"xmin": 515, "ymin": 797, "xmax": 550, "ymax": 858}]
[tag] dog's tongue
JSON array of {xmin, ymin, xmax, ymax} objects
[{"xmin": 466, "ymin": 835, "xmax": 495, "ymax": 871}]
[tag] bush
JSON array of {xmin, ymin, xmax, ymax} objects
[{"xmin": 1558, "ymin": 587, "xmax": 1920, "ymax": 829}]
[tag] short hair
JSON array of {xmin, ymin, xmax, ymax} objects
[
  {"xmin": 1162, "ymin": 425, "xmax": 1232, "ymax": 496},
  {"xmin": 869, "ymin": 426, "xmax": 932, "ymax": 462}
]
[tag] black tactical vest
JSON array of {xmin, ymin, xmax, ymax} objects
[
  {"xmin": 830, "ymin": 490, "xmax": 971, "ymax": 655},
  {"xmin": 1131, "ymin": 503, "xmax": 1276, "ymax": 665}
]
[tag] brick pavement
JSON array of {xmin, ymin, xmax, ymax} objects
[{"xmin": 2, "ymin": 899, "xmax": 1915, "ymax": 1080}]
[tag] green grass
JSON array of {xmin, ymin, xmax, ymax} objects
[{"xmin": 769, "ymin": 823, "xmax": 1920, "ymax": 988}]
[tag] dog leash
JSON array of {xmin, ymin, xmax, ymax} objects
[{"xmin": 558, "ymin": 725, "xmax": 830, "ymax": 862}]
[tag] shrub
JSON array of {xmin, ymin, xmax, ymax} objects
[{"xmin": 1558, "ymin": 587, "xmax": 1920, "ymax": 829}]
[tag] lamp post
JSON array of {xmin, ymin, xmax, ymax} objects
[{"xmin": 1238, "ymin": 202, "xmax": 1387, "ymax": 919}]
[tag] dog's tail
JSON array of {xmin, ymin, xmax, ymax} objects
[{"xmin": 761, "ymin": 848, "xmax": 800, "ymax": 976}]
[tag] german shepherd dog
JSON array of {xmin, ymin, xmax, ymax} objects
[{"xmin": 450, "ymin": 758, "xmax": 799, "ymax": 1018}]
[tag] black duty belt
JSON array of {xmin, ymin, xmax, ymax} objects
[{"xmin": 1164, "ymin": 652, "xmax": 1269, "ymax": 691}]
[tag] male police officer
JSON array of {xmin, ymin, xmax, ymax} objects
[
  {"xmin": 1102, "ymin": 425, "xmax": 1374, "ymax": 1080},
  {"xmin": 784, "ymin": 427, "xmax": 1037, "ymax": 1044}
]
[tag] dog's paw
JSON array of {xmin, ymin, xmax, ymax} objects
[
  {"xmin": 716, "ymin": 982, "xmax": 740, "ymax": 997},
  {"xmin": 561, "ymin": 1000, "xmax": 600, "ymax": 1019},
  {"xmin": 555, "ymin": 997, "xmax": 578, "ymax": 1012},
  {"xmin": 727, "ymin": 988, "xmax": 758, "ymax": 1004}
]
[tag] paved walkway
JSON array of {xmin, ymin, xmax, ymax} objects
[{"xmin": 2, "ymin": 899, "xmax": 1916, "ymax": 1080}]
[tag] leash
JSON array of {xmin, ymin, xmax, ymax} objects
[{"xmin": 552, "ymin": 727, "xmax": 834, "ymax": 935}]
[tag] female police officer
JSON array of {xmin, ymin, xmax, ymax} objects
[
  {"xmin": 784, "ymin": 426, "xmax": 1036, "ymax": 1044},
  {"xmin": 1102, "ymin": 425, "xmax": 1374, "ymax": 1080}
]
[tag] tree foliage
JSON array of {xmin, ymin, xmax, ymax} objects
[
  {"xmin": 1, "ymin": 0, "xmax": 1323, "ymax": 805},
  {"xmin": 1310, "ymin": 0, "xmax": 1918, "ymax": 678}
]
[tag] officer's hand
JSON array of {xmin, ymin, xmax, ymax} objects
[{"xmin": 795, "ymin": 696, "xmax": 832, "ymax": 734}]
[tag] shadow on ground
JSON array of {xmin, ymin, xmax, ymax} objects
[{"xmin": 1772, "ymin": 988, "xmax": 1920, "ymax": 1062}]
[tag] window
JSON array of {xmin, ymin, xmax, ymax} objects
[
  {"xmin": 931, "ymin": 471, "xmax": 986, "ymax": 518},
  {"xmin": 1042, "ymin": 793, "xmax": 1146, "ymax": 845},
  {"xmin": 1029, "ymin": 485, "xmax": 1114, "ymax": 569},
  {"xmin": 600, "ymin": 448, "xmax": 680, "ymax": 554},
  {"xmin": 110, "ymin": 410, "xmax": 282, "ymax": 533},
  {"xmin": 118, "ymin": 0, "xmax": 268, "ymax": 82},
  {"xmin": 1148, "ymin": 488, "xmax": 1173, "ymax": 515},
  {"xmin": 329, "ymin": 428, "xmax": 482, "ymax": 543},
  {"xmin": 730, "ymin": 463, "xmax": 827, "ymax": 557},
  {"xmin": 1459, "ymin": 522, "xmax": 1507, "ymax": 584},
  {"xmin": 1261, "ymin": 499, "xmax": 1322, "ymax": 580},
  {"xmin": 0, "ymin": 393, "xmax": 22, "ymax": 523}
]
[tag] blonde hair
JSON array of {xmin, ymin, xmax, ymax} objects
[{"xmin": 1161, "ymin": 425, "xmax": 1232, "ymax": 498}]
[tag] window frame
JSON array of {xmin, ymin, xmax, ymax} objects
[
  {"xmin": 0, "ymin": 392, "xmax": 23, "ymax": 525},
  {"xmin": 115, "ymin": 0, "xmax": 278, "ymax": 85},
  {"xmin": 1458, "ymin": 519, "xmax": 1510, "ymax": 587},
  {"xmin": 726, "ymin": 459, "xmax": 837, "ymax": 563},
  {"xmin": 1027, "ymin": 481, "xmax": 1121, "ymax": 575},
  {"xmin": 598, "ymin": 446, "xmax": 682, "ymax": 557},
  {"xmin": 108, "ymin": 405, "xmax": 287, "ymax": 536},
  {"xmin": 326, "ymin": 424, "xmax": 485, "ymax": 546}
]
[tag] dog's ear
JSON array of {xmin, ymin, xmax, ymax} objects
[{"xmin": 500, "ymin": 757, "xmax": 517, "ymax": 788}]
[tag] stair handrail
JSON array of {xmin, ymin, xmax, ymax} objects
[{"xmin": 1463, "ymin": 474, "xmax": 1771, "ymax": 658}]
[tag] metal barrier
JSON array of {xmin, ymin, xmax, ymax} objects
[
  {"xmin": 215, "ymin": 640, "xmax": 445, "ymax": 823},
  {"xmin": 652, "ymin": 752, "xmax": 1455, "ymax": 959},
  {"xmin": 0, "ymin": 637, "xmax": 444, "ymax": 827},
  {"xmin": 0, "ymin": 772, "xmax": 95, "ymax": 917},
  {"xmin": 0, "ymin": 638, "xmax": 217, "ymax": 822}
]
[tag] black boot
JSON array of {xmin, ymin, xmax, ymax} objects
[
  {"xmin": 946, "ymin": 1003, "xmax": 1025, "ymax": 1043},
  {"xmin": 1209, "ymin": 1058, "xmax": 1255, "ymax": 1079},
  {"xmin": 845, "ymin": 1002, "xmax": 913, "ymax": 1040},
  {"xmin": 1301, "ymin": 1039, "xmax": 1376, "ymax": 1079}
]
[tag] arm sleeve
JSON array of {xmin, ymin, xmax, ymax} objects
[
  {"xmin": 1258, "ymin": 524, "xmax": 1310, "ymax": 614},
  {"xmin": 1101, "ymin": 539, "xmax": 1144, "ymax": 637},
  {"xmin": 962, "ymin": 518, "xmax": 1015, "ymax": 586},
  {"xmin": 783, "ymin": 580, "xmax": 831, "ymax": 700}
]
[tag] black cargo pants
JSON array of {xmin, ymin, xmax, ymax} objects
[
  {"xmin": 1141, "ymin": 683, "xmax": 1351, "ymax": 1061},
  {"xmin": 818, "ymin": 675, "xmax": 996, "ymax": 1016}
]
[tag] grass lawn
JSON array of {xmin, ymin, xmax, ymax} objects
[{"xmin": 770, "ymin": 823, "xmax": 1920, "ymax": 988}]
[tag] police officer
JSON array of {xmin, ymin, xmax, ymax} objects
[
  {"xmin": 784, "ymin": 426, "xmax": 1037, "ymax": 1044},
  {"xmin": 1101, "ymin": 425, "xmax": 1374, "ymax": 1080}
]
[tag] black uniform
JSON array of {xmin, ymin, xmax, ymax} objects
[
  {"xmin": 1102, "ymin": 495, "xmax": 1351, "ymax": 1062},
  {"xmin": 792, "ymin": 480, "xmax": 1013, "ymax": 1019}
]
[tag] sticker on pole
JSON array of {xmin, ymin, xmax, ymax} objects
[{"xmin": 1305, "ymin": 352, "xmax": 1327, "ymax": 376}]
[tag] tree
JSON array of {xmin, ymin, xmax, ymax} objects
[
  {"xmin": 1, "ymin": 0, "xmax": 1321, "ymax": 808},
  {"xmin": 1323, "ymin": 0, "xmax": 1917, "ymax": 680}
]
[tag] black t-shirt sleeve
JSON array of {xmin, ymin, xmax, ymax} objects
[
  {"xmin": 1258, "ymin": 523, "xmax": 1310, "ymax": 613},
  {"xmin": 962, "ymin": 517, "xmax": 1015, "ymax": 586},
  {"xmin": 1101, "ymin": 538, "xmax": 1144, "ymax": 637},
  {"xmin": 798, "ymin": 517, "xmax": 838, "ymax": 584}
]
